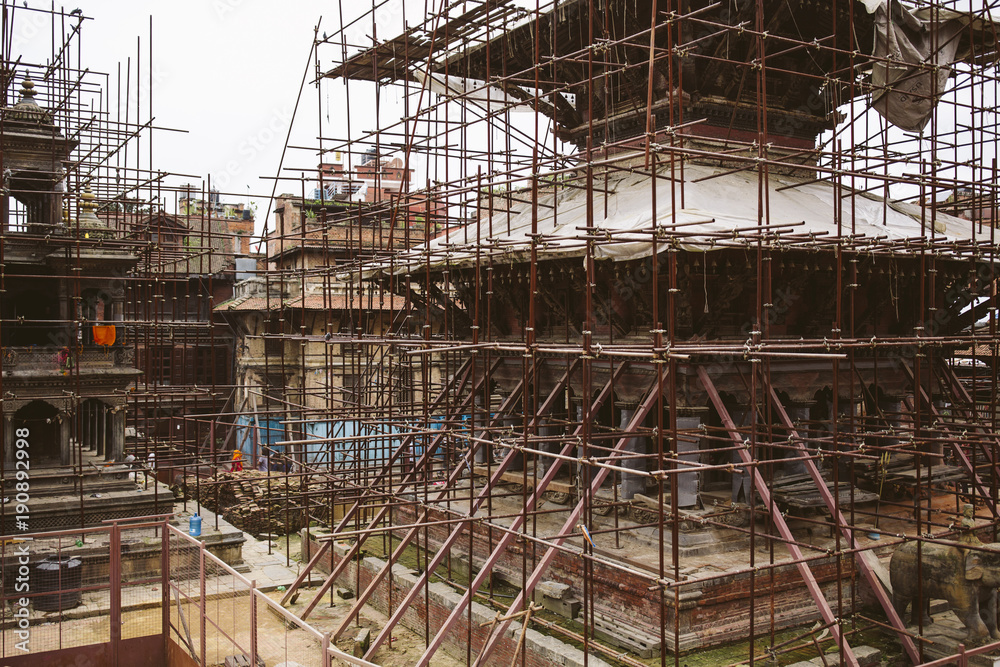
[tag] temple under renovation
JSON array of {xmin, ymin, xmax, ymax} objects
[{"xmin": 3, "ymin": 1, "xmax": 1000, "ymax": 666}]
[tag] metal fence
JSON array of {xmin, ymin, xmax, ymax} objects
[
  {"xmin": 0, "ymin": 516, "xmax": 375, "ymax": 667},
  {"xmin": 165, "ymin": 524, "xmax": 378, "ymax": 667}
]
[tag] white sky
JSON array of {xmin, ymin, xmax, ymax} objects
[
  {"xmin": 76, "ymin": 1, "xmax": 332, "ymax": 227},
  {"xmin": 51, "ymin": 1, "xmax": 551, "ymax": 241}
]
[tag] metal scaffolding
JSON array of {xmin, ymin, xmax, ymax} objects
[
  {"xmin": 227, "ymin": 0, "xmax": 1000, "ymax": 664},
  {"xmin": 6, "ymin": 0, "xmax": 1000, "ymax": 665},
  {"xmin": 0, "ymin": 4, "xmax": 249, "ymax": 536}
]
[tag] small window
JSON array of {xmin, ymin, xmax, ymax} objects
[{"xmin": 264, "ymin": 337, "xmax": 283, "ymax": 357}]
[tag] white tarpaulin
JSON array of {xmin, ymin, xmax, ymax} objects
[
  {"xmin": 358, "ymin": 162, "xmax": 974, "ymax": 278},
  {"xmin": 412, "ymin": 70, "xmax": 533, "ymax": 112}
]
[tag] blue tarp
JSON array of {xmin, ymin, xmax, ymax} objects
[{"xmin": 234, "ymin": 415, "xmax": 419, "ymax": 468}]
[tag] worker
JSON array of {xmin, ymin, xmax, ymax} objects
[{"xmin": 230, "ymin": 449, "xmax": 243, "ymax": 472}]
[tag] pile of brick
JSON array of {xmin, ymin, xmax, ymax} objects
[{"xmin": 184, "ymin": 470, "xmax": 322, "ymax": 536}]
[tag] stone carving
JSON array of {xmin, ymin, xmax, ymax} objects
[
  {"xmin": 114, "ymin": 347, "xmax": 135, "ymax": 366},
  {"xmin": 890, "ymin": 533, "xmax": 1000, "ymax": 643}
]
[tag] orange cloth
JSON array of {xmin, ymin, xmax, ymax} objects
[{"xmin": 92, "ymin": 325, "xmax": 116, "ymax": 346}]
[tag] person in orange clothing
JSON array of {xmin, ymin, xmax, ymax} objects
[{"xmin": 230, "ymin": 449, "xmax": 243, "ymax": 472}]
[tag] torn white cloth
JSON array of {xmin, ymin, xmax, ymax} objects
[
  {"xmin": 871, "ymin": 0, "xmax": 965, "ymax": 132},
  {"xmin": 411, "ymin": 70, "xmax": 533, "ymax": 113}
]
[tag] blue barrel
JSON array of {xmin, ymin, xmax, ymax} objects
[{"xmin": 189, "ymin": 514, "xmax": 202, "ymax": 537}]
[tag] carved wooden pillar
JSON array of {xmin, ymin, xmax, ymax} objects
[
  {"xmin": 82, "ymin": 402, "xmax": 91, "ymax": 452},
  {"xmin": 732, "ymin": 408, "xmax": 754, "ymax": 504},
  {"xmin": 619, "ymin": 406, "xmax": 646, "ymax": 500},
  {"xmin": 536, "ymin": 419, "xmax": 561, "ymax": 476},
  {"xmin": 784, "ymin": 405, "xmax": 811, "ymax": 476},
  {"xmin": 675, "ymin": 415, "xmax": 702, "ymax": 508},
  {"xmin": 97, "ymin": 403, "xmax": 106, "ymax": 460},
  {"xmin": 111, "ymin": 409, "xmax": 125, "ymax": 462},
  {"xmin": 473, "ymin": 395, "xmax": 489, "ymax": 465},
  {"xmin": 60, "ymin": 412, "xmax": 71, "ymax": 466},
  {"xmin": 4, "ymin": 416, "xmax": 13, "ymax": 466},
  {"xmin": 878, "ymin": 398, "xmax": 904, "ymax": 447},
  {"xmin": 503, "ymin": 413, "xmax": 522, "ymax": 471}
]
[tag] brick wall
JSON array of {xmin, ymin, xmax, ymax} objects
[
  {"xmin": 301, "ymin": 532, "xmax": 613, "ymax": 667},
  {"xmin": 388, "ymin": 503, "xmax": 859, "ymax": 651}
]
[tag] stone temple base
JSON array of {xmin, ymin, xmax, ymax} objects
[
  {"xmin": 909, "ymin": 611, "xmax": 1000, "ymax": 667},
  {"xmin": 0, "ymin": 458, "xmax": 168, "ymax": 534}
]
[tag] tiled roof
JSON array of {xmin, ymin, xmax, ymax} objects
[
  {"xmin": 215, "ymin": 293, "xmax": 407, "ymax": 312},
  {"xmin": 954, "ymin": 343, "xmax": 999, "ymax": 358},
  {"xmin": 214, "ymin": 296, "xmax": 277, "ymax": 311},
  {"xmin": 287, "ymin": 294, "xmax": 408, "ymax": 310}
]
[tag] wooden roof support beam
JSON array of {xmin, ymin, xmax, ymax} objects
[
  {"xmin": 411, "ymin": 365, "xmax": 655, "ymax": 667},
  {"xmin": 765, "ymin": 382, "xmax": 921, "ymax": 665},
  {"xmin": 698, "ymin": 366, "xmax": 861, "ymax": 667}
]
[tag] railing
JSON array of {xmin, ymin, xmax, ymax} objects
[
  {"xmin": 1, "ymin": 344, "xmax": 135, "ymax": 372},
  {"xmin": 166, "ymin": 524, "xmax": 377, "ymax": 667},
  {"xmin": 0, "ymin": 518, "xmax": 374, "ymax": 667},
  {"xmin": 4, "ymin": 220, "xmax": 123, "ymax": 239}
]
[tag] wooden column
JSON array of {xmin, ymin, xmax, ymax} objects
[
  {"xmin": 111, "ymin": 409, "xmax": 125, "ymax": 462},
  {"xmin": 3, "ymin": 417, "xmax": 13, "ymax": 465},
  {"xmin": 59, "ymin": 413, "xmax": 71, "ymax": 465}
]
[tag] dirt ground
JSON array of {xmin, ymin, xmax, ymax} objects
[
  {"xmin": 279, "ymin": 589, "xmax": 465, "ymax": 667},
  {"xmin": 1, "ymin": 586, "xmax": 463, "ymax": 666}
]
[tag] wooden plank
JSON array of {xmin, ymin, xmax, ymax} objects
[
  {"xmin": 472, "ymin": 465, "xmax": 575, "ymax": 494},
  {"xmin": 779, "ymin": 489, "xmax": 879, "ymax": 509},
  {"xmin": 887, "ymin": 465, "xmax": 968, "ymax": 484}
]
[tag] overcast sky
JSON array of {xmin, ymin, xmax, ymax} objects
[
  {"xmin": 37, "ymin": 0, "xmax": 393, "ymax": 237},
  {"xmin": 90, "ymin": 1, "xmax": 331, "ymax": 224},
  {"xmin": 45, "ymin": 1, "xmax": 549, "ymax": 241}
]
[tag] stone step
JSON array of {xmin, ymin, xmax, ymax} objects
[
  {"xmin": 786, "ymin": 645, "xmax": 881, "ymax": 667},
  {"xmin": 591, "ymin": 610, "xmax": 662, "ymax": 659}
]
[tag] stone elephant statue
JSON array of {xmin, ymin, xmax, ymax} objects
[{"xmin": 889, "ymin": 540, "xmax": 1000, "ymax": 642}]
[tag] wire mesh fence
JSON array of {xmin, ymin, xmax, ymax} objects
[
  {"xmin": 0, "ymin": 517, "xmax": 371, "ymax": 666},
  {"xmin": 165, "ymin": 524, "xmax": 373, "ymax": 667},
  {"xmin": 0, "ymin": 526, "xmax": 111, "ymax": 657}
]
